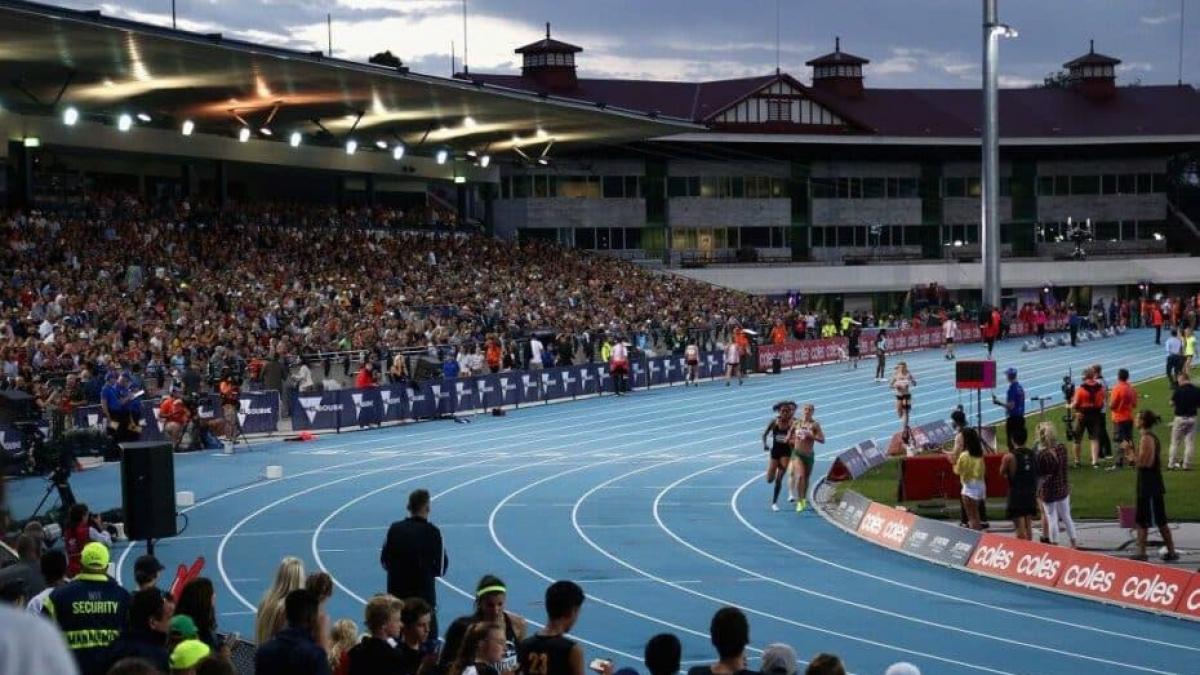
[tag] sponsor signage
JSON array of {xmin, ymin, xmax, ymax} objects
[
  {"xmin": 856, "ymin": 503, "xmax": 916, "ymax": 550},
  {"xmin": 1054, "ymin": 552, "xmax": 1195, "ymax": 613},
  {"xmin": 237, "ymin": 391, "xmax": 280, "ymax": 434},
  {"xmin": 540, "ymin": 368, "xmax": 567, "ymax": 401},
  {"xmin": 967, "ymin": 534, "xmax": 1072, "ymax": 588},
  {"xmin": 1177, "ymin": 575, "xmax": 1200, "ymax": 619},
  {"xmin": 901, "ymin": 516, "xmax": 981, "ymax": 567},
  {"xmin": 827, "ymin": 489, "xmax": 872, "ymax": 531},
  {"xmin": 559, "ymin": 368, "xmax": 579, "ymax": 397},
  {"xmin": 453, "ymin": 378, "xmax": 479, "ymax": 412},
  {"xmin": 519, "ymin": 373, "xmax": 541, "ymax": 402},
  {"xmin": 834, "ymin": 445, "xmax": 869, "ymax": 480},
  {"xmin": 575, "ymin": 366, "xmax": 598, "ymax": 396},
  {"xmin": 379, "ymin": 385, "xmax": 409, "ymax": 422},
  {"xmin": 341, "ymin": 388, "xmax": 383, "ymax": 427},
  {"xmin": 292, "ymin": 391, "xmax": 343, "ymax": 430},
  {"xmin": 630, "ymin": 359, "xmax": 648, "ymax": 389},
  {"xmin": 647, "ymin": 357, "xmax": 667, "ymax": 386}
]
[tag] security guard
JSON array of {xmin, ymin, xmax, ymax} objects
[{"xmin": 44, "ymin": 542, "xmax": 131, "ymax": 675}]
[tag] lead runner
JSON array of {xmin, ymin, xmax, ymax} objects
[
  {"xmin": 761, "ymin": 401, "xmax": 796, "ymax": 511},
  {"xmin": 790, "ymin": 403, "xmax": 825, "ymax": 512}
]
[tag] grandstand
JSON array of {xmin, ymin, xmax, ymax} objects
[{"xmin": 1, "ymin": 2, "xmax": 1200, "ymax": 675}]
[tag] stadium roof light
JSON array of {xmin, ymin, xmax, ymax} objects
[
  {"xmin": 536, "ymin": 157, "xmax": 549, "ymax": 165},
  {"xmin": 479, "ymin": 154, "xmax": 491, "ymax": 168},
  {"xmin": 463, "ymin": 115, "xmax": 477, "ymax": 129},
  {"xmin": 23, "ymin": 137, "xmax": 40, "ymax": 147},
  {"xmin": 536, "ymin": 127, "xmax": 549, "ymax": 139},
  {"xmin": 454, "ymin": 176, "xmax": 467, "ymax": 184},
  {"xmin": 392, "ymin": 144, "xmax": 405, "ymax": 160},
  {"xmin": 435, "ymin": 148, "xmax": 448, "ymax": 164},
  {"xmin": 259, "ymin": 127, "xmax": 273, "ymax": 136},
  {"xmin": 136, "ymin": 112, "xmax": 152, "ymax": 122},
  {"xmin": 375, "ymin": 139, "xmax": 388, "ymax": 149},
  {"xmin": 62, "ymin": 107, "xmax": 79, "ymax": 126},
  {"xmin": 238, "ymin": 126, "xmax": 251, "ymax": 142},
  {"xmin": 289, "ymin": 131, "xmax": 302, "ymax": 147},
  {"xmin": 117, "ymin": 113, "xmax": 133, "ymax": 131},
  {"xmin": 181, "ymin": 119, "xmax": 195, "ymax": 136},
  {"xmin": 345, "ymin": 139, "xmax": 358, "ymax": 155}
]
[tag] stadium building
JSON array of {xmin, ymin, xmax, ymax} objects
[{"xmin": 462, "ymin": 27, "xmax": 1200, "ymax": 303}]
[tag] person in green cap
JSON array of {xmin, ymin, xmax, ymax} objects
[
  {"xmin": 44, "ymin": 541, "xmax": 131, "ymax": 675},
  {"xmin": 170, "ymin": 638, "xmax": 211, "ymax": 674},
  {"xmin": 169, "ymin": 614, "xmax": 200, "ymax": 651}
]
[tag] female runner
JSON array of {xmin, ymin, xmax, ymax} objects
[{"xmin": 761, "ymin": 401, "xmax": 796, "ymax": 511}]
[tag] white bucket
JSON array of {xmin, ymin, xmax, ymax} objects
[
  {"xmin": 265, "ymin": 465, "xmax": 283, "ymax": 480},
  {"xmin": 176, "ymin": 491, "xmax": 195, "ymax": 507}
]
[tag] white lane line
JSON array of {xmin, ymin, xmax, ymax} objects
[
  {"xmin": 647, "ymin": 457, "xmax": 1175, "ymax": 674},
  {"xmin": 566, "ymin": 448, "xmax": 1017, "ymax": 675},
  {"xmin": 727, "ymin": 471, "xmax": 1200, "ymax": 653}
]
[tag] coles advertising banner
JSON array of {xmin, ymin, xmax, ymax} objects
[
  {"xmin": 757, "ymin": 338, "xmax": 845, "ymax": 371},
  {"xmin": 1054, "ymin": 550, "xmax": 1196, "ymax": 614},
  {"xmin": 1177, "ymin": 575, "xmax": 1200, "ymax": 619},
  {"xmin": 966, "ymin": 534, "xmax": 1074, "ymax": 589},
  {"xmin": 901, "ymin": 516, "xmax": 981, "ymax": 567},
  {"xmin": 827, "ymin": 490, "xmax": 873, "ymax": 531},
  {"xmin": 856, "ymin": 502, "xmax": 916, "ymax": 550}
]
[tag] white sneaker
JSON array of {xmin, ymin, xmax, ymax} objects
[
  {"xmin": 771, "ymin": 503, "xmax": 780, "ymax": 512},
  {"xmin": 788, "ymin": 496, "xmax": 796, "ymax": 503}
]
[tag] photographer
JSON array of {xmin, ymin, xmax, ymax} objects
[
  {"xmin": 218, "ymin": 368, "xmax": 242, "ymax": 443},
  {"xmin": 62, "ymin": 503, "xmax": 113, "ymax": 577},
  {"xmin": 157, "ymin": 387, "xmax": 191, "ymax": 446}
]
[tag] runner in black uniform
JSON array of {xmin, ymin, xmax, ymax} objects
[
  {"xmin": 441, "ymin": 576, "xmax": 528, "ymax": 675},
  {"xmin": 760, "ymin": 401, "xmax": 796, "ymax": 511},
  {"xmin": 519, "ymin": 581, "xmax": 611, "ymax": 675}
]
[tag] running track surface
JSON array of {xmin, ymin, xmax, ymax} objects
[{"xmin": 10, "ymin": 329, "xmax": 1198, "ymax": 675}]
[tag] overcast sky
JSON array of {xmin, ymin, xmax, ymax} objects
[{"xmin": 57, "ymin": 0, "xmax": 1199, "ymax": 87}]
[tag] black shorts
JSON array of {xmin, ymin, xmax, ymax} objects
[
  {"xmin": 1005, "ymin": 415, "xmax": 1026, "ymax": 441},
  {"xmin": 896, "ymin": 394, "xmax": 912, "ymax": 411},
  {"xmin": 769, "ymin": 444, "xmax": 791, "ymax": 461},
  {"xmin": 1136, "ymin": 492, "xmax": 1168, "ymax": 528},
  {"xmin": 1076, "ymin": 410, "xmax": 1103, "ymax": 439},
  {"xmin": 1114, "ymin": 420, "xmax": 1134, "ymax": 445},
  {"xmin": 945, "ymin": 337, "xmax": 955, "ymax": 345},
  {"xmin": 686, "ymin": 359, "xmax": 698, "ymax": 367}
]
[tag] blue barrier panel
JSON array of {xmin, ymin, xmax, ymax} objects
[
  {"xmin": 594, "ymin": 363, "xmax": 613, "ymax": 394},
  {"xmin": 518, "ymin": 372, "xmax": 541, "ymax": 403},
  {"xmin": 702, "ymin": 351, "xmax": 725, "ymax": 379},
  {"xmin": 647, "ymin": 356, "xmax": 668, "ymax": 386},
  {"xmin": 664, "ymin": 356, "xmax": 685, "ymax": 384},
  {"xmin": 540, "ymin": 367, "xmax": 568, "ymax": 401},
  {"xmin": 409, "ymin": 384, "xmax": 435, "ymax": 419},
  {"xmin": 380, "ymin": 384, "xmax": 409, "ymax": 422},
  {"xmin": 495, "ymin": 373, "xmax": 521, "ymax": 407},
  {"xmin": 576, "ymin": 365, "xmax": 599, "ymax": 396},
  {"xmin": 559, "ymin": 367, "xmax": 581, "ymax": 398},
  {"xmin": 292, "ymin": 391, "xmax": 344, "ymax": 430},
  {"xmin": 428, "ymin": 381, "xmax": 455, "ymax": 416},
  {"xmin": 453, "ymin": 377, "xmax": 480, "ymax": 412},
  {"xmin": 236, "ymin": 391, "xmax": 280, "ymax": 434},
  {"xmin": 630, "ymin": 359, "xmax": 648, "ymax": 390},
  {"xmin": 340, "ymin": 388, "xmax": 383, "ymax": 427}
]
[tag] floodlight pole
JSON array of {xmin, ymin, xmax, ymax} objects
[
  {"xmin": 981, "ymin": 0, "xmax": 1001, "ymax": 309},
  {"xmin": 171, "ymin": 0, "xmax": 176, "ymax": 29}
]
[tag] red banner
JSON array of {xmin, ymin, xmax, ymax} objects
[
  {"xmin": 856, "ymin": 502, "xmax": 916, "ymax": 550},
  {"xmin": 1177, "ymin": 575, "xmax": 1200, "ymax": 619},
  {"xmin": 757, "ymin": 337, "xmax": 847, "ymax": 370},
  {"xmin": 966, "ymin": 534, "xmax": 1074, "ymax": 588},
  {"xmin": 1055, "ymin": 552, "xmax": 1195, "ymax": 613}
]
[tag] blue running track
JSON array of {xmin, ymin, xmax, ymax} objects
[{"xmin": 9, "ymin": 328, "xmax": 1197, "ymax": 674}]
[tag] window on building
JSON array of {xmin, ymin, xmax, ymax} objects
[
  {"xmin": 558, "ymin": 175, "xmax": 599, "ymax": 198},
  {"xmin": 767, "ymin": 99, "xmax": 790, "ymax": 122},
  {"xmin": 1137, "ymin": 173, "xmax": 1152, "ymax": 194},
  {"xmin": 1037, "ymin": 176, "xmax": 1055, "ymax": 196},
  {"xmin": 1152, "ymin": 173, "xmax": 1168, "ymax": 193},
  {"xmin": 730, "ymin": 176, "xmax": 745, "ymax": 198},
  {"xmin": 1070, "ymin": 175, "xmax": 1100, "ymax": 195},
  {"xmin": 625, "ymin": 228, "xmax": 642, "ymax": 249},
  {"xmin": 999, "ymin": 177, "xmax": 1012, "ymax": 198},
  {"xmin": 1118, "ymin": 174, "xmax": 1136, "ymax": 194},
  {"xmin": 575, "ymin": 228, "xmax": 595, "ymax": 249},
  {"xmin": 863, "ymin": 177, "xmax": 885, "ymax": 199},
  {"xmin": 1101, "ymin": 174, "xmax": 1118, "ymax": 195},
  {"xmin": 500, "ymin": 176, "xmax": 512, "ymax": 199},
  {"xmin": 771, "ymin": 177, "xmax": 789, "ymax": 198},
  {"xmin": 741, "ymin": 226, "xmax": 772, "ymax": 247},
  {"xmin": 897, "ymin": 177, "xmax": 919, "ymax": 198},
  {"xmin": 1054, "ymin": 175, "xmax": 1070, "ymax": 196},
  {"xmin": 596, "ymin": 228, "xmax": 611, "ymax": 250},
  {"xmin": 624, "ymin": 176, "xmax": 640, "ymax": 198},
  {"xmin": 1094, "ymin": 221, "xmax": 1119, "ymax": 241},
  {"xmin": 602, "ymin": 176, "xmax": 624, "ymax": 198},
  {"xmin": 944, "ymin": 177, "xmax": 966, "ymax": 198},
  {"xmin": 966, "ymin": 177, "xmax": 982, "ymax": 198},
  {"xmin": 837, "ymin": 226, "xmax": 856, "ymax": 246},
  {"xmin": 811, "ymin": 177, "xmax": 835, "ymax": 199},
  {"xmin": 512, "ymin": 175, "xmax": 531, "ymax": 198},
  {"xmin": 667, "ymin": 176, "xmax": 691, "ymax": 197}
]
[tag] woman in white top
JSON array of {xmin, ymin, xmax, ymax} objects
[
  {"xmin": 943, "ymin": 317, "xmax": 958, "ymax": 360},
  {"xmin": 889, "ymin": 362, "xmax": 917, "ymax": 430},
  {"xmin": 723, "ymin": 341, "xmax": 741, "ymax": 386},
  {"xmin": 684, "ymin": 342, "xmax": 700, "ymax": 386}
]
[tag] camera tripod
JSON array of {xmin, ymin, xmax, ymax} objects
[{"xmin": 28, "ymin": 467, "xmax": 77, "ymax": 521}]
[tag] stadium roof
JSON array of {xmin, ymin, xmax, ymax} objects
[{"xmin": 0, "ymin": 0, "xmax": 697, "ymax": 158}]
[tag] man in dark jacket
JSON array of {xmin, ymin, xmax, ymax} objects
[
  {"xmin": 43, "ymin": 542, "xmax": 131, "ymax": 675},
  {"xmin": 255, "ymin": 589, "xmax": 331, "ymax": 675},
  {"xmin": 103, "ymin": 588, "xmax": 172, "ymax": 673},
  {"xmin": 381, "ymin": 489, "xmax": 448, "ymax": 637}
]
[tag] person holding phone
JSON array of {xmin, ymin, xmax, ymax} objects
[{"xmin": 518, "ymin": 581, "xmax": 612, "ymax": 675}]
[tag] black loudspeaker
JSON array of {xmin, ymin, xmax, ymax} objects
[
  {"xmin": 771, "ymin": 357, "xmax": 782, "ymax": 375},
  {"xmin": 0, "ymin": 389, "xmax": 36, "ymax": 424},
  {"xmin": 120, "ymin": 441, "xmax": 177, "ymax": 540}
]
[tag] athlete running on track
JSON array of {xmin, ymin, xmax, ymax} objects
[
  {"xmin": 761, "ymin": 401, "xmax": 796, "ymax": 511},
  {"xmin": 790, "ymin": 403, "xmax": 824, "ymax": 512},
  {"xmin": 684, "ymin": 342, "xmax": 700, "ymax": 386},
  {"xmin": 890, "ymin": 362, "xmax": 917, "ymax": 431}
]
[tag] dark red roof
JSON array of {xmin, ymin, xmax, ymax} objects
[
  {"xmin": 462, "ymin": 71, "xmax": 1200, "ymax": 138},
  {"xmin": 806, "ymin": 38, "xmax": 869, "ymax": 66},
  {"xmin": 515, "ymin": 37, "xmax": 582, "ymax": 54},
  {"xmin": 1064, "ymin": 41, "xmax": 1121, "ymax": 68}
]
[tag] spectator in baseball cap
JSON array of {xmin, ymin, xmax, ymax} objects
[
  {"xmin": 170, "ymin": 638, "xmax": 211, "ymax": 674},
  {"xmin": 44, "ymin": 541, "xmax": 132, "ymax": 675},
  {"xmin": 134, "ymin": 554, "xmax": 165, "ymax": 591}
]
